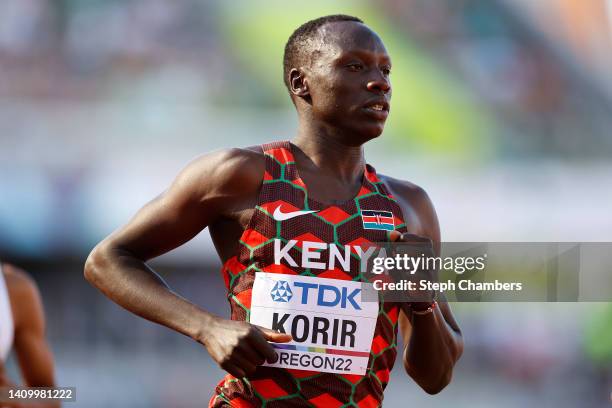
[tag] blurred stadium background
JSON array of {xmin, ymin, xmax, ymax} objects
[{"xmin": 1, "ymin": 0, "xmax": 611, "ymax": 406}]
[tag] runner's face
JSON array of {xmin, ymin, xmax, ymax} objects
[{"xmin": 306, "ymin": 22, "xmax": 392, "ymax": 143}]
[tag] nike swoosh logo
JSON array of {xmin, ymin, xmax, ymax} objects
[{"xmin": 272, "ymin": 206, "xmax": 318, "ymax": 221}]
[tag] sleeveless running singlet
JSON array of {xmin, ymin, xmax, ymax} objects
[
  {"xmin": 210, "ymin": 141, "xmax": 408, "ymax": 407},
  {"xmin": 0, "ymin": 264, "xmax": 15, "ymax": 362}
]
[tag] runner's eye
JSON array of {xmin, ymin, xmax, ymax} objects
[
  {"xmin": 381, "ymin": 66, "xmax": 391, "ymax": 76},
  {"xmin": 346, "ymin": 63, "xmax": 363, "ymax": 72}
]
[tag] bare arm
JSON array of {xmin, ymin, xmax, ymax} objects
[
  {"xmin": 384, "ymin": 179, "xmax": 464, "ymax": 394},
  {"xmin": 84, "ymin": 148, "xmax": 291, "ymax": 378},
  {"xmin": 398, "ymin": 290, "xmax": 463, "ymax": 394},
  {"xmin": 3, "ymin": 264, "xmax": 58, "ymax": 408}
]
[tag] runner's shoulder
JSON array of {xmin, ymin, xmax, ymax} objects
[
  {"xmin": 378, "ymin": 174, "xmax": 431, "ymax": 206},
  {"xmin": 2, "ymin": 263, "xmax": 38, "ymax": 303},
  {"xmin": 178, "ymin": 146, "xmax": 265, "ymax": 198}
]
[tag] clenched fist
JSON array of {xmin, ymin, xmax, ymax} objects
[{"xmin": 199, "ymin": 317, "xmax": 292, "ymax": 378}]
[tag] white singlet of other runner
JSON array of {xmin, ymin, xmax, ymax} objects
[{"xmin": 0, "ymin": 263, "xmax": 15, "ymax": 362}]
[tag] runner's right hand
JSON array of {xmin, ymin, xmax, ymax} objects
[{"xmin": 200, "ymin": 317, "xmax": 292, "ymax": 378}]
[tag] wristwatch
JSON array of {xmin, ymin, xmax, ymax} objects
[
  {"xmin": 409, "ymin": 290, "xmax": 438, "ymax": 314},
  {"xmin": 410, "ymin": 300, "xmax": 437, "ymax": 315}
]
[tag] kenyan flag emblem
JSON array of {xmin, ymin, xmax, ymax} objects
[{"xmin": 361, "ymin": 210, "xmax": 394, "ymax": 231}]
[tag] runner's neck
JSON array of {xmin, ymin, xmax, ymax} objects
[{"xmin": 291, "ymin": 134, "xmax": 365, "ymax": 185}]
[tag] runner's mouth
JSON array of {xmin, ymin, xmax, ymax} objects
[
  {"xmin": 362, "ymin": 106, "xmax": 389, "ymax": 119},
  {"xmin": 362, "ymin": 100, "xmax": 390, "ymax": 119}
]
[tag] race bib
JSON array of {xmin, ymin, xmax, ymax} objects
[{"xmin": 250, "ymin": 272, "xmax": 379, "ymax": 375}]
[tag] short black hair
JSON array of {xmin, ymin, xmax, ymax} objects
[{"xmin": 283, "ymin": 14, "xmax": 364, "ymax": 93}]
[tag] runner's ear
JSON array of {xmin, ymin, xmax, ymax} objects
[{"xmin": 289, "ymin": 68, "xmax": 309, "ymax": 98}]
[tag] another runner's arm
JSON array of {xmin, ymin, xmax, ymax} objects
[
  {"xmin": 385, "ymin": 179, "xmax": 464, "ymax": 394},
  {"xmin": 84, "ymin": 149, "xmax": 290, "ymax": 378},
  {"xmin": 4, "ymin": 264, "xmax": 58, "ymax": 408}
]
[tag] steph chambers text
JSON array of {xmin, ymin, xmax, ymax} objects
[{"xmin": 373, "ymin": 279, "xmax": 523, "ymax": 292}]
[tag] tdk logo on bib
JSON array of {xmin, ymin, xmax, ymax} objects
[
  {"xmin": 270, "ymin": 281, "xmax": 293, "ymax": 302},
  {"xmin": 270, "ymin": 280, "xmax": 361, "ymax": 310}
]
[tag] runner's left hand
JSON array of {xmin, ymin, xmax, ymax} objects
[{"xmin": 389, "ymin": 231, "xmax": 437, "ymax": 311}]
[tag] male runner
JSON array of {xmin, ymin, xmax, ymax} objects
[
  {"xmin": 0, "ymin": 262, "xmax": 58, "ymax": 408},
  {"xmin": 85, "ymin": 15, "xmax": 463, "ymax": 407}
]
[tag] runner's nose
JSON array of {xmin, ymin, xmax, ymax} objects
[{"xmin": 367, "ymin": 77, "xmax": 390, "ymax": 94}]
